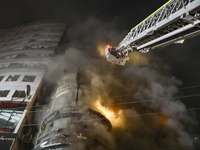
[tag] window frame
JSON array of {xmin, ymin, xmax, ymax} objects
[
  {"xmin": 0, "ymin": 90, "xmax": 10, "ymax": 97},
  {"xmin": 22, "ymin": 75, "xmax": 36, "ymax": 82},
  {"xmin": 12, "ymin": 90, "xmax": 26, "ymax": 98},
  {"xmin": 0, "ymin": 76, "xmax": 4, "ymax": 82},
  {"xmin": 6, "ymin": 75, "xmax": 20, "ymax": 82}
]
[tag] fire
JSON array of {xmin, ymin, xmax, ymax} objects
[
  {"xmin": 159, "ymin": 114, "xmax": 169, "ymax": 128},
  {"xmin": 95, "ymin": 99, "xmax": 125, "ymax": 129},
  {"xmin": 97, "ymin": 45, "xmax": 106, "ymax": 57}
]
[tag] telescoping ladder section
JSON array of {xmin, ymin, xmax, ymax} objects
[{"xmin": 117, "ymin": 0, "xmax": 200, "ymax": 53}]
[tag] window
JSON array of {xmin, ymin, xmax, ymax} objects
[
  {"xmin": 0, "ymin": 90, "xmax": 10, "ymax": 97},
  {"xmin": 0, "ymin": 76, "xmax": 4, "ymax": 82},
  {"xmin": 6, "ymin": 75, "xmax": 20, "ymax": 81},
  {"xmin": 22, "ymin": 75, "xmax": 36, "ymax": 82},
  {"xmin": 7, "ymin": 63, "xmax": 23, "ymax": 69},
  {"xmin": 0, "ymin": 64, "xmax": 8, "ymax": 69},
  {"xmin": 0, "ymin": 110, "xmax": 23, "ymax": 130},
  {"xmin": 5, "ymin": 55, "xmax": 17, "ymax": 59},
  {"xmin": 11, "ymin": 47, "xmax": 23, "ymax": 51},
  {"xmin": 12, "ymin": 90, "xmax": 25, "ymax": 98}
]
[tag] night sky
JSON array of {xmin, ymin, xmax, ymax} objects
[{"xmin": 1, "ymin": 0, "xmax": 200, "ymax": 149}]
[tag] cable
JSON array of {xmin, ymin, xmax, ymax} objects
[
  {"xmin": 20, "ymin": 106, "xmax": 200, "ymax": 126},
  {"xmin": 3, "ymin": 92, "xmax": 200, "ymax": 113},
  {"xmin": 153, "ymin": 145, "xmax": 193, "ymax": 150},
  {"xmin": 105, "ymin": 93, "xmax": 200, "ymax": 106},
  {"xmin": 108, "ymin": 84, "xmax": 200, "ymax": 99},
  {"xmin": 3, "ymin": 84, "xmax": 200, "ymax": 111},
  {"xmin": 22, "ymin": 93, "xmax": 200, "ymax": 113}
]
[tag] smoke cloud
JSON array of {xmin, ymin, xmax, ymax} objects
[{"xmin": 43, "ymin": 17, "xmax": 195, "ymax": 150}]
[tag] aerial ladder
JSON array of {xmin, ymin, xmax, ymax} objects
[{"xmin": 105, "ymin": 0, "xmax": 200, "ymax": 66}]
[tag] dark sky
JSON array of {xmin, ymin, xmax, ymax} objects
[
  {"xmin": 1, "ymin": 0, "xmax": 200, "ymax": 148},
  {"xmin": 0, "ymin": 0, "xmax": 165, "ymax": 29}
]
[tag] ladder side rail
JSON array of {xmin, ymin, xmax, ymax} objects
[
  {"xmin": 152, "ymin": 29, "xmax": 200, "ymax": 50},
  {"xmin": 117, "ymin": 0, "xmax": 191, "ymax": 49},
  {"xmin": 118, "ymin": 0, "xmax": 180, "ymax": 49},
  {"xmin": 118, "ymin": 0, "xmax": 176, "ymax": 48},
  {"xmin": 137, "ymin": 20, "xmax": 200, "ymax": 50},
  {"xmin": 118, "ymin": 0, "xmax": 199, "ymax": 51}
]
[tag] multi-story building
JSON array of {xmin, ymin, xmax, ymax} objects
[
  {"xmin": 34, "ymin": 72, "xmax": 112, "ymax": 150},
  {"xmin": 0, "ymin": 20, "xmax": 67, "ymax": 150}
]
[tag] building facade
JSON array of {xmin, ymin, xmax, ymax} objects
[
  {"xmin": 34, "ymin": 72, "xmax": 112, "ymax": 150},
  {"xmin": 0, "ymin": 20, "xmax": 67, "ymax": 150}
]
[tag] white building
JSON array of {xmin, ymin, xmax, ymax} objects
[{"xmin": 0, "ymin": 20, "xmax": 67, "ymax": 150}]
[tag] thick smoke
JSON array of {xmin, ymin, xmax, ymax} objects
[{"xmin": 44, "ymin": 17, "xmax": 195, "ymax": 150}]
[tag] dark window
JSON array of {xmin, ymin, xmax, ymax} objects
[
  {"xmin": 22, "ymin": 75, "xmax": 36, "ymax": 82},
  {"xmin": 0, "ymin": 76, "xmax": 4, "ymax": 81},
  {"xmin": 12, "ymin": 90, "xmax": 25, "ymax": 98},
  {"xmin": 7, "ymin": 63, "xmax": 23, "ymax": 69},
  {"xmin": 6, "ymin": 75, "xmax": 20, "ymax": 81},
  {"xmin": 0, "ymin": 90, "xmax": 10, "ymax": 97}
]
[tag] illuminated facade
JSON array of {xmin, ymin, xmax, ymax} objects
[
  {"xmin": 34, "ymin": 73, "xmax": 112, "ymax": 150},
  {"xmin": 0, "ymin": 21, "xmax": 66, "ymax": 150}
]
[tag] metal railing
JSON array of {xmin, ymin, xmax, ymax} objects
[{"xmin": 118, "ymin": 0, "xmax": 200, "ymax": 51}]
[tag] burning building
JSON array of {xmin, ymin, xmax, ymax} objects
[{"xmin": 34, "ymin": 71, "xmax": 112, "ymax": 150}]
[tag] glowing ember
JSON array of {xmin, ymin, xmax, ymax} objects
[{"xmin": 159, "ymin": 114, "xmax": 169, "ymax": 128}]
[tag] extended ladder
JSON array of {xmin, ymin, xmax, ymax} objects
[{"xmin": 117, "ymin": 0, "xmax": 200, "ymax": 54}]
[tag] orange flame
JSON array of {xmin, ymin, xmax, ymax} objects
[
  {"xmin": 97, "ymin": 45, "xmax": 106, "ymax": 57},
  {"xmin": 95, "ymin": 97, "xmax": 125, "ymax": 129},
  {"xmin": 159, "ymin": 114, "xmax": 169, "ymax": 128}
]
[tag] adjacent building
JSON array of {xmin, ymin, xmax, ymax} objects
[{"xmin": 0, "ymin": 20, "xmax": 67, "ymax": 150}]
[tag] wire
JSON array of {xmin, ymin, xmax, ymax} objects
[
  {"xmin": 108, "ymin": 84, "xmax": 200, "ymax": 99},
  {"xmin": 153, "ymin": 145, "xmax": 193, "ymax": 150},
  {"xmin": 105, "ymin": 93, "xmax": 200, "ymax": 106},
  {"xmin": 3, "ymin": 84, "xmax": 200, "ymax": 111},
  {"xmin": 23, "ymin": 93, "xmax": 200, "ymax": 113},
  {"xmin": 21, "ymin": 106, "xmax": 200, "ymax": 126}
]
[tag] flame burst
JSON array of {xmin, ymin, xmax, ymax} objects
[
  {"xmin": 95, "ymin": 98, "xmax": 125, "ymax": 129},
  {"xmin": 97, "ymin": 45, "xmax": 106, "ymax": 57}
]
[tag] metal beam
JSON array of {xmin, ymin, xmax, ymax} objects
[{"xmin": 117, "ymin": 0, "xmax": 200, "ymax": 53}]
